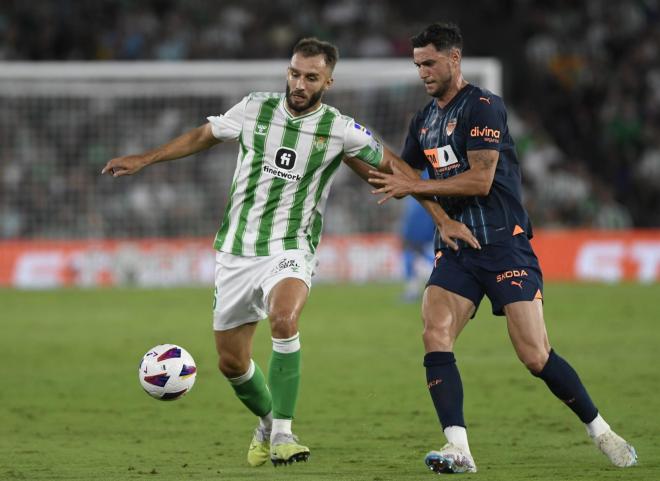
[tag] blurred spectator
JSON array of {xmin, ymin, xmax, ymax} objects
[{"xmin": 0, "ymin": 0, "xmax": 659, "ymax": 240}]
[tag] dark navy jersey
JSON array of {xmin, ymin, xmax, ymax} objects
[{"xmin": 401, "ymin": 83, "xmax": 532, "ymax": 249}]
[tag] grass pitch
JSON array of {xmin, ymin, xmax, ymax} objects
[{"xmin": 1, "ymin": 283, "xmax": 658, "ymax": 480}]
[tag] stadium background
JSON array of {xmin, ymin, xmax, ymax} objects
[
  {"xmin": 1, "ymin": 0, "xmax": 659, "ymax": 286},
  {"xmin": 2, "ymin": 2, "xmax": 660, "ymax": 481}
]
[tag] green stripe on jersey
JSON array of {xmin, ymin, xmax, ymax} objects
[
  {"xmin": 254, "ymin": 118, "xmax": 302, "ymax": 255},
  {"xmin": 355, "ymin": 144, "xmax": 382, "ymax": 167},
  {"xmin": 283, "ymin": 109, "xmax": 335, "ymax": 250},
  {"xmin": 230, "ymin": 97, "xmax": 279, "ymax": 255},
  {"xmin": 308, "ymin": 151, "xmax": 344, "ymax": 252},
  {"xmin": 214, "ymin": 137, "xmax": 249, "ymax": 250}
]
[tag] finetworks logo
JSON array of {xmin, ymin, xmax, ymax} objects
[
  {"xmin": 470, "ymin": 126, "xmax": 501, "ymax": 140},
  {"xmin": 262, "ymin": 164, "xmax": 301, "ymax": 181}
]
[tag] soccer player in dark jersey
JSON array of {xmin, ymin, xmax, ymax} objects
[{"xmin": 368, "ymin": 22, "xmax": 637, "ymax": 474}]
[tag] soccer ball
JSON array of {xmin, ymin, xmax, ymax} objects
[{"xmin": 138, "ymin": 344, "xmax": 197, "ymax": 401}]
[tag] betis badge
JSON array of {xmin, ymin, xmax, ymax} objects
[{"xmin": 312, "ymin": 136, "xmax": 327, "ymax": 151}]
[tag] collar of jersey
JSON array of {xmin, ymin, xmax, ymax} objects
[
  {"xmin": 281, "ymin": 98, "xmax": 326, "ymax": 121},
  {"xmin": 435, "ymin": 83, "xmax": 472, "ymax": 112}
]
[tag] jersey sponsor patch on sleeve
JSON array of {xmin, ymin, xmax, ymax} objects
[
  {"xmin": 469, "ymin": 125, "xmax": 501, "ymax": 144},
  {"xmin": 345, "ymin": 119, "xmax": 382, "ymax": 166},
  {"xmin": 353, "ymin": 122, "xmax": 372, "ymax": 136}
]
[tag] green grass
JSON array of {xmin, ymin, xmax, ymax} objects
[{"xmin": 1, "ymin": 283, "xmax": 658, "ymax": 480}]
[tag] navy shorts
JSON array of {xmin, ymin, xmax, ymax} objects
[{"xmin": 427, "ymin": 234, "xmax": 543, "ymax": 316}]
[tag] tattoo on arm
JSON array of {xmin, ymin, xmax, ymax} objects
[{"xmin": 468, "ymin": 150, "xmax": 498, "ymax": 171}]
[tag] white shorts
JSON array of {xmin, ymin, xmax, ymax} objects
[{"xmin": 212, "ymin": 249, "xmax": 316, "ymax": 331}]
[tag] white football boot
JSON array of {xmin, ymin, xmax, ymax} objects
[
  {"xmin": 424, "ymin": 443, "xmax": 477, "ymax": 474},
  {"xmin": 593, "ymin": 430, "xmax": 637, "ymax": 467}
]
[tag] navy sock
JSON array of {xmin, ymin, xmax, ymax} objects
[
  {"xmin": 532, "ymin": 349, "xmax": 598, "ymax": 423},
  {"xmin": 424, "ymin": 351, "xmax": 465, "ymax": 429}
]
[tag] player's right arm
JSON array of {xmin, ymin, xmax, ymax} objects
[
  {"xmin": 344, "ymin": 146, "xmax": 480, "ymax": 251},
  {"xmin": 381, "ymin": 147, "xmax": 480, "ymax": 250},
  {"xmin": 102, "ymin": 95, "xmax": 248, "ymax": 177},
  {"xmin": 101, "ymin": 123, "xmax": 220, "ymax": 177}
]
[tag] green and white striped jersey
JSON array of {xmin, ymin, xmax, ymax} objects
[{"xmin": 207, "ymin": 92, "xmax": 383, "ymax": 257}]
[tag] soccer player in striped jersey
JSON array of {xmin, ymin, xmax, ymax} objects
[
  {"xmin": 368, "ymin": 23, "xmax": 637, "ymax": 474},
  {"xmin": 102, "ymin": 37, "xmax": 479, "ymax": 468}
]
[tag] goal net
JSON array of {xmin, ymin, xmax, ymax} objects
[
  {"xmin": 0, "ymin": 59, "xmax": 501, "ymax": 286},
  {"xmin": 0, "ymin": 59, "xmax": 500, "ymax": 240}
]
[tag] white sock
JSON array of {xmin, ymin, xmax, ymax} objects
[
  {"xmin": 227, "ymin": 359, "xmax": 255, "ymax": 385},
  {"xmin": 272, "ymin": 332, "xmax": 301, "ymax": 353},
  {"xmin": 586, "ymin": 413, "xmax": 610, "ymax": 438},
  {"xmin": 259, "ymin": 411, "xmax": 273, "ymax": 432},
  {"xmin": 272, "ymin": 418, "xmax": 292, "ymax": 439},
  {"xmin": 444, "ymin": 425, "xmax": 471, "ymax": 455}
]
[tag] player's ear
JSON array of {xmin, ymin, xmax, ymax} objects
[
  {"xmin": 450, "ymin": 47, "xmax": 462, "ymax": 65},
  {"xmin": 324, "ymin": 76, "xmax": 334, "ymax": 91}
]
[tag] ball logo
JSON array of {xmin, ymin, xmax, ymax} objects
[{"xmin": 275, "ymin": 147, "xmax": 297, "ymax": 170}]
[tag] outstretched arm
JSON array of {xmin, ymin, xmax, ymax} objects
[
  {"xmin": 344, "ymin": 147, "xmax": 480, "ymax": 250},
  {"xmin": 101, "ymin": 123, "xmax": 221, "ymax": 177},
  {"xmin": 368, "ymin": 149, "xmax": 498, "ymax": 202}
]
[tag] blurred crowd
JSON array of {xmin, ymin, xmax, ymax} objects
[{"xmin": 1, "ymin": 0, "xmax": 659, "ymax": 239}]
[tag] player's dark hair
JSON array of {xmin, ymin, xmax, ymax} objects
[
  {"xmin": 292, "ymin": 37, "xmax": 339, "ymax": 71},
  {"xmin": 411, "ymin": 22, "xmax": 463, "ymax": 52}
]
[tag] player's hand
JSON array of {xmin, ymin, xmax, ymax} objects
[
  {"xmin": 368, "ymin": 164, "xmax": 416, "ymax": 204},
  {"xmin": 438, "ymin": 218, "xmax": 481, "ymax": 251},
  {"xmin": 101, "ymin": 154, "xmax": 150, "ymax": 177}
]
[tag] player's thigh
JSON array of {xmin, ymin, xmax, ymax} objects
[
  {"xmin": 214, "ymin": 322, "xmax": 258, "ymax": 376},
  {"xmin": 423, "ymin": 249, "xmax": 483, "ymax": 351},
  {"xmin": 213, "ymin": 252, "xmax": 269, "ymax": 331},
  {"xmin": 422, "ymin": 285, "xmax": 476, "ymax": 352},
  {"xmin": 263, "ymin": 249, "xmax": 314, "ymax": 337},
  {"xmin": 504, "ymin": 299, "xmax": 550, "ymax": 372},
  {"xmin": 479, "ymin": 235, "xmax": 544, "ymax": 317},
  {"xmin": 267, "ymin": 278, "xmax": 309, "ymax": 318}
]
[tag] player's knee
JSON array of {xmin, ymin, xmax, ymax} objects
[
  {"xmin": 520, "ymin": 350, "xmax": 550, "ymax": 374},
  {"xmin": 422, "ymin": 314, "xmax": 454, "ymax": 350},
  {"xmin": 269, "ymin": 309, "xmax": 299, "ymax": 338},
  {"xmin": 217, "ymin": 354, "xmax": 249, "ymax": 378}
]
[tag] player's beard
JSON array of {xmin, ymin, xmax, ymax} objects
[
  {"xmin": 285, "ymin": 84, "xmax": 324, "ymax": 113},
  {"xmin": 429, "ymin": 71, "xmax": 453, "ymax": 99}
]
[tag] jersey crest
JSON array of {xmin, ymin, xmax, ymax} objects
[{"xmin": 446, "ymin": 118, "xmax": 457, "ymax": 136}]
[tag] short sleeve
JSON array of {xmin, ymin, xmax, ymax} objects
[
  {"xmin": 466, "ymin": 95, "xmax": 506, "ymax": 151},
  {"xmin": 343, "ymin": 120, "xmax": 383, "ymax": 168},
  {"xmin": 401, "ymin": 114, "xmax": 427, "ymax": 170},
  {"xmin": 206, "ymin": 96, "xmax": 248, "ymax": 141}
]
